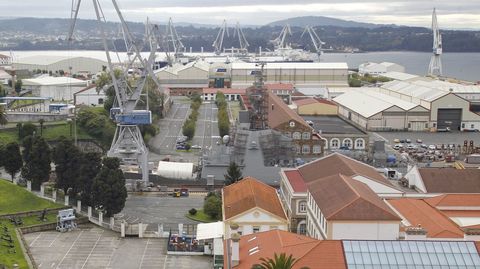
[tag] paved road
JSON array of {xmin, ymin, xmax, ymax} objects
[
  {"xmin": 24, "ymin": 226, "xmax": 212, "ymax": 269},
  {"xmin": 192, "ymin": 102, "xmax": 219, "ymax": 152}
]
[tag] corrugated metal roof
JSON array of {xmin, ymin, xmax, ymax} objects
[
  {"xmin": 231, "ymin": 62, "xmax": 348, "ymax": 70},
  {"xmin": 23, "ymin": 76, "xmax": 88, "ymax": 86},
  {"xmin": 381, "ymin": 80, "xmax": 448, "ymax": 102},
  {"xmin": 333, "ymin": 90, "xmax": 396, "ymax": 118},
  {"xmin": 382, "ymin": 71, "xmax": 419, "ymax": 81}
]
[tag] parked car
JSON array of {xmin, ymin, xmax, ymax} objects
[
  {"xmin": 428, "ymin": 145, "xmax": 436, "ymax": 150},
  {"xmin": 400, "ymin": 139, "xmax": 406, "ymax": 143},
  {"xmin": 407, "ymin": 144, "xmax": 417, "ymax": 150},
  {"xmin": 406, "ymin": 139, "xmax": 412, "ymax": 143},
  {"xmin": 393, "ymin": 138, "xmax": 400, "ymax": 143},
  {"xmin": 191, "ymin": 145, "xmax": 202, "ymax": 149},
  {"xmin": 393, "ymin": 144, "xmax": 403, "ymax": 150},
  {"xmin": 421, "ymin": 144, "xmax": 428, "ymax": 149},
  {"xmin": 416, "ymin": 139, "xmax": 423, "ymax": 143}
]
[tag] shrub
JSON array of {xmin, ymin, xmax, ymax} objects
[{"xmin": 189, "ymin": 208, "xmax": 197, "ymax": 215}]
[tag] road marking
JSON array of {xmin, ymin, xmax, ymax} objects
[
  {"xmin": 56, "ymin": 230, "xmax": 84, "ymax": 269},
  {"xmin": 48, "ymin": 233, "xmax": 61, "ymax": 247},
  {"xmin": 29, "ymin": 233, "xmax": 42, "ymax": 247},
  {"xmin": 80, "ymin": 230, "xmax": 105, "ymax": 269},
  {"xmin": 139, "ymin": 239, "xmax": 150, "ymax": 269},
  {"xmin": 162, "ymin": 255, "xmax": 168, "ymax": 269}
]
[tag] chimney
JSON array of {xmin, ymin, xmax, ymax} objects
[
  {"xmin": 231, "ymin": 232, "xmax": 241, "ymax": 267},
  {"xmin": 405, "ymin": 224, "xmax": 427, "ymax": 240}
]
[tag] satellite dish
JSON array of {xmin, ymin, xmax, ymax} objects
[{"xmin": 223, "ymin": 135, "xmax": 230, "ymax": 144}]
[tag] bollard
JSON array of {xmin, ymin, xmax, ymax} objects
[
  {"xmin": 99, "ymin": 212, "xmax": 103, "ymax": 225},
  {"xmin": 27, "ymin": 181, "xmax": 31, "ymax": 191},
  {"xmin": 110, "ymin": 217, "xmax": 115, "ymax": 229},
  {"xmin": 77, "ymin": 200, "xmax": 81, "ymax": 212},
  {"xmin": 52, "ymin": 190, "xmax": 57, "ymax": 201},
  {"xmin": 87, "ymin": 206, "xmax": 92, "ymax": 220},
  {"xmin": 40, "ymin": 185, "xmax": 45, "ymax": 197},
  {"xmin": 121, "ymin": 222, "xmax": 126, "ymax": 237},
  {"xmin": 64, "ymin": 195, "xmax": 69, "ymax": 206},
  {"xmin": 138, "ymin": 223, "xmax": 143, "ymax": 238}
]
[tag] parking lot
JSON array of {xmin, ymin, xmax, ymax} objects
[
  {"xmin": 24, "ymin": 226, "xmax": 212, "ymax": 269},
  {"xmin": 117, "ymin": 194, "xmax": 205, "ymax": 230},
  {"xmin": 373, "ymin": 131, "xmax": 480, "ymax": 147}
]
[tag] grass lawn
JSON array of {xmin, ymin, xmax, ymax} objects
[
  {"xmin": 0, "ymin": 122, "xmax": 93, "ymax": 146},
  {"xmin": 0, "ymin": 213, "xmax": 57, "ymax": 269},
  {"xmin": 0, "ymin": 179, "xmax": 63, "ymax": 215},
  {"xmin": 185, "ymin": 209, "xmax": 220, "ymax": 223}
]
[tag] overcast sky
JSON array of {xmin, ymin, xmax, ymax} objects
[{"xmin": 1, "ymin": 0, "xmax": 480, "ymax": 29}]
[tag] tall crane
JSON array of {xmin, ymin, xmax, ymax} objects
[
  {"xmin": 301, "ymin": 26, "xmax": 326, "ymax": 58},
  {"xmin": 213, "ymin": 20, "xmax": 229, "ymax": 55},
  {"xmin": 272, "ymin": 24, "xmax": 292, "ymax": 50},
  {"xmin": 233, "ymin": 22, "xmax": 249, "ymax": 53},
  {"xmin": 428, "ymin": 8, "xmax": 443, "ymax": 77},
  {"xmin": 68, "ymin": 0, "xmax": 163, "ymax": 185},
  {"xmin": 165, "ymin": 17, "xmax": 185, "ymax": 64}
]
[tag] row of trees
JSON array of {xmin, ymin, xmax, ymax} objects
[
  {"xmin": 215, "ymin": 92, "xmax": 230, "ymax": 137},
  {"xmin": 182, "ymin": 94, "xmax": 202, "ymax": 140},
  {"xmin": 0, "ymin": 136, "xmax": 127, "ymax": 217}
]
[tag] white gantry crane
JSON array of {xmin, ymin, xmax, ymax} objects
[
  {"xmin": 213, "ymin": 20, "xmax": 229, "ymax": 55},
  {"xmin": 272, "ymin": 24, "xmax": 292, "ymax": 50},
  {"xmin": 428, "ymin": 8, "xmax": 443, "ymax": 77},
  {"xmin": 301, "ymin": 25, "xmax": 326, "ymax": 59},
  {"xmin": 233, "ymin": 22, "xmax": 249, "ymax": 54},
  {"xmin": 165, "ymin": 17, "xmax": 185, "ymax": 64},
  {"xmin": 69, "ymin": 0, "xmax": 164, "ymax": 185}
]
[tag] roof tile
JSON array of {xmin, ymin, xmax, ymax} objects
[{"xmin": 418, "ymin": 168, "xmax": 480, "ymax": 193}]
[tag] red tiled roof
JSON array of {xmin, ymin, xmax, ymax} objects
[
  {"xmin": 418, "ymin": 168, "xmax": 480, "ymax": 193},
  {"xmin": 425, "ymin": 194, "xmax": 480, "ymax": 208},
  {"xmin": 223, "ymin": 177, "xmax": 286, "ymax": 220},
  {"xmin": 203, "ymin": 88, "xmax": 246, "ymax": 94},
  {"xmin": 441, "ymin": 210, "xmax": 480, "ymax": 217},
  {"xmin": 234, "ymin": 230, "xmax": 346, "ymax": 269},
  {"xmin": 264, "ymin": 83, "xmax": 295, "ymax": 91},
  {"xmin": 298, "ymin": 153, "xmax": 395, "ymax": 188},
  {"xmin": 307, "ymin": 174, "xmax": 401, "ymax": 221},
  {"xmin": 387, "ymin": 198, "xmax": 464, "ymax": 238},
  {"xmin": 284, "ymin": 170, "xmax": 307, "ymax": 193},
  {"xmin": 267, "ymin": 91, "xmax": 313, "ymax": 130}
]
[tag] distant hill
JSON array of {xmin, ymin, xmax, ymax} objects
[{"xmin": 267, "ymin": 16, "xmax": 393, "ymax": 29}]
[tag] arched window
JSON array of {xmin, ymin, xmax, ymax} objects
[
  {"xmin": 292, "ymin": 132, "xmax": 301, "ymax": 140},
  {"xmin": 298, "ymin": 201, "xmax": 307, "ymax": 213},
  {"xmin": 330, "ymin": 138, "xmax": 339, "ymax": 149},
  {"xmin": 302, "ymin": 145, "xmax": 310, "ymax": 154},
  {"xmin": 355, "ymin": 138, "xmax": 365, "ymax": 149},
  {"xmin": 343, "ymin": 138, "xmax": 352, "ymax": 148},
  {"xmin": 302, "ymin": 132, "xmax": 310, "ymax": 140}
]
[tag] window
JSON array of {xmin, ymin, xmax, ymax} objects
[
  {"xmin": 302, "ymin": 132, "xmax": 310, "ymax": 140},
  {"xmin": 302, "ymin": 145, "xmax": 310, "ymax": 154},
  {"xmin": 295, "ymin": 145, "xmax": 301, "ymax": 154},
  {"xmin": 355, "ymin": 138, "xmax": 365, "ymax": 149},
  {"xmin": 331, "ymin": 138, "xmax": 339, "ymax": 148},
  {"xmin": 433, "ymin": 123, "xmax": 436, "ymax": 128},
  {"xmin": 98, "ymin": 98, "xmax": 104, "ymax": 104},
  {"xmin": 292, "ymin": 132, "xmax": 301, "ymax": 140},
  {"xmin": 284, "ymin": 132, "xmax": 291, "ymax": 138},
  {"xmin": 313, "ymin": 145, "xmax": 321, "ymax": 154},
  {"xmin": 253, "ymin": 226, "xmax": 260, "ymax": 233},
  {"xmin": 425, "ymin": 123, "xmax": 429, "ymax": 128},
  {"xmin": 299, "ymin": 223, "xmax": 306, "ymax": 235},
  {"xmin": 298, "ymin": 201, "xmax": 307, "ymax": 213},
  {"xmin": 471, "ymin": 124, "xmax": 475, "ymax": 129},
  {"xmin": 343, "ymin": 139, "xmax": 352, "ymax": 148},
  {"xmin": 462, "ymin": 123, "xmax": 465, "ymax": 128}
]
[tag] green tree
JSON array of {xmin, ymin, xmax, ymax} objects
[
  {"xmin": 21, "ymin": 136, "xmax": 51, "ymax": 190},
  {"xmin": 255, "ymin": 253, "xmax": 298, "ymax": 269},
  {"xmin": 19, "ymin": 122, "xmax": 37, "ymax": 140},
  {"xmin": 38, "ymin": 119, "xmax": 45, "ymax": 136},
  {"xmin": 3, "ymin": 142, "xmax": 23, "ymax": 182},
  {"xmin": 203, "ymin": 194, "xmax": 222, "ymax": 220},
  {"xmin": 15, "ymin": 79, "xmax": 22, "ymax": 92},
  {"xmin": 79, "ymin": 152, "xmax": 102, "ymax": 206},
  {"xmin": 224, "ymin": 161, "xmax": 242, "ymax": 186},
  {"xmin": 0, "ymin": 105, "xmax": 7, "ymax": 126},
  {"xmin": 53, "ymin": 137, "xmax": 82, "ymax": 195},
  {"xmin": 91, "ymin": 157, "xmax": 127, "ymax": 217}
]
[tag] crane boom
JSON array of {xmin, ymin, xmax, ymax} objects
[{"xmin": 213, "ymin": 20, "xmax": 228, "ymax": 55}]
